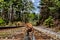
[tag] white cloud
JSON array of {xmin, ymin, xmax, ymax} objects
[
  {"xmin": 37, "ymin": 2, "xmax": 39, "ymax": 5},
  {"xmin": 32, "ymin": 0, "xmax": 35, "ymax": 3}
]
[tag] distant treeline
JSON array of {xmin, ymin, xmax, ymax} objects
[
  {"xmin": 39, "ymin": 0, "xmax": 60, "ymax": 27},
  {"xmin": 0, "ymin": 0, "xmax": 40, "ymax": 26}
]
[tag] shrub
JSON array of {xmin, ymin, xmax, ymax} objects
[
  {"xmin": 0, "ymin": 17, "xmax": 5, "ymax": 26},
  {"xmin": 15, "ymin": 22, "xmax": 23, "ymax": 26},
  {"xmin": 44, "ymin": 16, "xmax": 54, "ymax": 27}
]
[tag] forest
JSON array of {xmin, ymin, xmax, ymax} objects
[
  {"xmin": 0, "ymin": 0, "xmax": 39, "ymax": 26},
  {"xmin": 0, "ymin": 0, "xmax": 60, "ymax": 31},
  {"xmin": 0, "ymin": 0, "xmax": 60, "ymax": 30}
]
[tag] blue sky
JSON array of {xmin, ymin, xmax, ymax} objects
[{"xmin": 32, "ymin": 0, "xmax": 40, "ymax": 13}]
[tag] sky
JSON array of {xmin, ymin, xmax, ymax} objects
[{"xmin": 32, "ymin": 0, "xmax": 40, "ymax": 14}]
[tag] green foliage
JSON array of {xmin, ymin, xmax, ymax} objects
[
  {"xmin": 0, "ymin": 0, "xmax": 4, "ymax": 2},
  {"xmin": 39, "ymin": 15, "xmax": 42, "ymax": 20},
  {"xmin": 44, "ymin": 16, "xmax": 54, "ymax": 27},
  {"xmin": 29, "ymin": 13, "xmax": 35, "ymax": 20},
  {"xmin": 28, "ymin": 13, "xmax": 39, "ymax": 25},
  {"xmin": 39, "ymin": 0, "xmax": 60, "ymax": 25},
  {"xmin": 0, "ymin": 17, "xmax": 5, "ymax": 25},
  {"xmin": 0, "ymin": 0, "xmax": 34, "ymax": 24}
]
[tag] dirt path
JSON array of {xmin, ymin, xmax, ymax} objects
[
  {"xmin": 33, "ymin": 26, "xmax": 60, "ymax": 40},
  {"xmin": 0, "ymin": 27, "xmax": 56, "ymax": 40}
]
